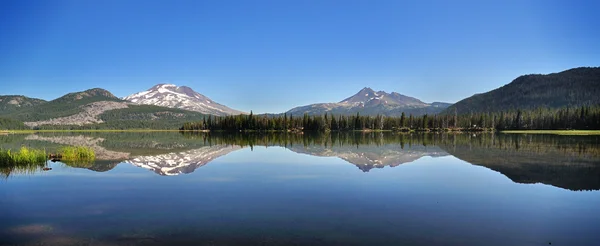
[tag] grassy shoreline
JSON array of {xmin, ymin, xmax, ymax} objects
[
  {"xmin": 501, "ymin": 130, "xmax": 600, "ymax": 135},
  {"xmin": 0, "ymin": 146, "xmax": 96, "ymax": 165},
  {"xmin": 0, "ymin": 146, "xmax": 47, "ymax": 165},
  {"xmin": 4, "ymin": 129, "xmax": 186, "ymax": 134},
  {"xmin": 3, "ymin": 129, "xmax": 599, "ymax": 135}
]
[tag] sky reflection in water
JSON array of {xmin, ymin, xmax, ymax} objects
[{"xmin": 1, "ymin": 132, "xmax": 599, "ymax": 246}]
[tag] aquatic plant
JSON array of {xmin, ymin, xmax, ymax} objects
[
  {"xmin": 59, "ymin": 146, "xmax": 96, "ymax": 162},
  {"xmin": 0, "ymin": 146, "xmax": 47, "ymax": 179},
  {"xmin": 0, "ymin": 146, "xmax": 47, "ymax": 165}
]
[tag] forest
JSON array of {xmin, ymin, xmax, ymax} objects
[
  {"xmin": 180, "ymin": 105, "xmax": 600, "ymax": 132},
  {"xmin": 0, "ymin": 117, "xmax": 29, "ymax": 130}
]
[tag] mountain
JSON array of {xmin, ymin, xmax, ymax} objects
[
  {"xmin": 123, "ymin": 84, "xmax": 245, "ymax": 116},
  {"xmin": 0, "ymin": 88, "xmax": 209, "ymax": 129},
  {"xmin": 0, "ymin": 88, "xmax": 124, "ymax": 123},
  {"xmin": 0, "ymin": 95, "xmax": 47, "ymax": 113},
  {"xmin": 286, "ymin": 87, "xmax": 451, "ymax": 117},
  {"xmin": 444, "ymin": 67, "xmax": 600, "ymax": 115}
]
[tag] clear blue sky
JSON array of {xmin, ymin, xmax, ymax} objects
[{"xmin": 0, "ymin": 0, "xmax": 598, "ymax": 113}]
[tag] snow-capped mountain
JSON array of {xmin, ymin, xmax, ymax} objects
[
  {"xmin": 124, "ymin": 145, "xmax": 242, "ymax": 176},
  {"xmin": 339, "ymin": 87, "xmax": 429, "ymax": 108},
  {"xmin": 123, "ymin": 84, "xmax": 246, "ymax": 116},
  {"xmin": 286, "ymin": 87, "xmax": 451, "ymax": 117}
]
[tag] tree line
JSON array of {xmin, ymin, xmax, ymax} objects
[
  {"xmin": 180, "ymin": 105, "xmax": 600, "ymax": 132},
  {"xmin": 0, "ymin": 117, "xmax": 29, "ymax": 130}
]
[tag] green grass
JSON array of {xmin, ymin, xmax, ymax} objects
[
  {"xmin": 0, "ymin": 146, "xmax": 47, "ymax": 179},
  {"xmin": 501, "ymin": 130, "xmax": 600, "ymax": 135},
  {"xmin": 6, "ymin": 129, "xmax": 184, "ymax": 134},
  {"xmin": 0, "ymin": 146, "xmax": 97, "ymax": 178},
  {"xmin": 59, "ymin": 146, "xmax": 95, "ymax": 162},
  {"xmin": 0, "ymin": 146, "xmax": 47, "ymax": 165}
]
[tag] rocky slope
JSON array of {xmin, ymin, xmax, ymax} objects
[
  {"xmin": 124, "ymin": 84, "xmax": 245, "ymax": 116},
  {"xmin": 24, "ymin": 101, "xmax": 129, "ymax": 127},
  {"xmin": 286, "ymin": 87, "xmax": 451, "ymax": 117}
]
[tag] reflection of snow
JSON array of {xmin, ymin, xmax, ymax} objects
[{"xmin": 125, "ymin": 145, "xmax": 241, "ymax": 176}]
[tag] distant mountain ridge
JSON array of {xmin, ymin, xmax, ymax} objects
[
  {"xmin": 0, "ymin": 88, "xmax": 124, "ymax": 123},
  {"xmin": 286, "ymin": 87, "xmax": 451, "ymax": 117},
  {"xmin": 1, "ymin": 66, "xmax": 598, "ymax": 129},
  {"xmin": 123, "ymin": 84, "xmax": 245, "ymax": 116},
  {"xmin": 0, "ymin": 88, "xmax": 208, "ymax": 129},
  {"xmin": 444, "ymin": 67, "xmax": 600, "ymax": 114},
  {"xmin": 0, "ymin": 95, "xmax": 47, "ymax": 113}
]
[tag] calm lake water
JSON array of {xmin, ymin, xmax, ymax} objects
[{"xmin": 1, "ymin": 132, "xmax": 599, "ymax": 246}]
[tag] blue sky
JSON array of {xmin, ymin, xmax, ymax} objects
[{"xmin": 0, "ymin": 0, "xmax": 598, "ymax": 113}]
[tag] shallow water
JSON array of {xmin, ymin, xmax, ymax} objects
[{"xmin": 1, "ymin": 132, "xmax": 599, "ymax": 246}]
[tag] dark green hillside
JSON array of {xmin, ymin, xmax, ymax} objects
[
  {"xmin": 0, "ymin": 117, "xmax": 29, "ymax": 130},
  {"xmin": 0, "ymin": 88, "xmax": 123, "ymax": 121},
  {"xmin": 444, "ymin": 67, "xmax": 600, "ymax": 114},
  {"xmin": 0, "ymin": 95, "xmax": 47, "ymax": 114},
  {"xmin": 53, "ymin": 88, "xmax": 118, "ymax": 101}
]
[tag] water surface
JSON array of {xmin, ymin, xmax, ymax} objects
[{"xmin": 1, "ymin": 132, "xmax": 599, "ymax": 246}]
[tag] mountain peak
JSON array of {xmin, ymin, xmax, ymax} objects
[
  {"xmin": 287, "ymin": 87, "xmax": 446, "ymax": 117},
  {"xmin": 56, "ymin": 88, "xmax": 118, "ymax": 102},
  {"xmin": 149, "ymin": 83, "xmax": 177, "ymax": 90},
  {"xmin": 123, "ymin": 84, "xmax": 246, "ymax": 116},
  {"xmin": 340, "ymin": 87, "xmax": 377, "ymax": 104},
  {"xmin": 83, "ymin": 88, "xmax": 117, "ymax": 98}
]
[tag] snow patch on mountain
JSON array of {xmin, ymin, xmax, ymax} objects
[
  {"xmin": 123, "ymin": 84, "xmax": 245, "ymax": 116},
  {"xmin": 286, "ymin": 87, "xmax": 450, "ymax": 117}
]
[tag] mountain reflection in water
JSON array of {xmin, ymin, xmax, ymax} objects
[{"xmin": 1, "ymin": 132, "xmax": 599, "ymax": 191}]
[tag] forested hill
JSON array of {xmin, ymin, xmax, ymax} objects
[
  {"xmin": 0, "ymin": 88, "xmax": 123, "ymax": 122},
  {"xmin": 444, "ymin": 67, "xmax": 600, "ymax": 115},
  {"xmin": 0, "ymin": 88, "xmax": 209, "ymax": 130},
  {"xmin": 0, "ymin": 95, "xmax": 47, "ymax": 114}
]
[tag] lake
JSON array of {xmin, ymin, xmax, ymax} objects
[{"xmin": 1, "ymin": 132, "xmax": 599, "ymax": 246}]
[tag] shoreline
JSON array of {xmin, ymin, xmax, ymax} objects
[
  {"xmin": 500, "ymin": 130, "xmax": 600, "ymax": 135},
  {"xmin": 4, "ymin": 129, "xmax": 186, "ymax": 134},
  {"xmin": 3, "ymin": 129, "xmax": 599, "ymax": 135}
]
